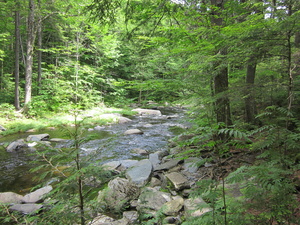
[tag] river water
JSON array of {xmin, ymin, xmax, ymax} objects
[{"xmin": 0, "ymin": 107, "xmax": 189, "ymax": 194}]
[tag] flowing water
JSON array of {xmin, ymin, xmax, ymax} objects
[{"xmin": 0, "ymin": 107, "xmax": 189, "ymax": 194}]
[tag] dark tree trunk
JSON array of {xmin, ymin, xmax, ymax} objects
[
  {"xmin": 211, "ymin": 0, "xmax": 232, "ymax": 127},
  {"xmin": 295, "ymin": 31, "xmax": 300, "ymax": 48},
  {"xmin": 14, "ymin": 1, "xmax": 20, "ymax": 110},
  {"xmin": 214, "ymin": 64, "xmax": 232, "ymax": 126},
  {"xmin": 244, "ymin": 60, "xmax": 257, "ymax": 124}
]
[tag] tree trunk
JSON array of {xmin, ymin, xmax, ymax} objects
[
  {"xmin": 14, "ymin": 1, "xmax": 20, "ymax": 110},
  {"xmin": 244, "ymin": 59, "xmax": 257, "ymax": 124},
  {"xmin": 295, "ymin": 31, "xmax": 300, "ymax": 48},
  {"xmin": 37, "ymin": 0, "xmax": 42, "ymax": 94},
  {"xmin": 24, "ymin": 0, "xmax": 36, "ymax": 104},
  {"xmin": 211, "ymin": 0, "xmax": 232, "ymax": 127},
  {"xmin": 214, "ymin": 63, "xmax": 232, "ymax": 126}
]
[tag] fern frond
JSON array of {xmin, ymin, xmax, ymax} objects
[{"xmin": 226, "ymin": 166, "xmax": 248, "ymax": 184}]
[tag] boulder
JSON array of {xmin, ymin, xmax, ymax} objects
[
  {"xmin": 118, "ymin": 159, "xmax": 139, "ymax": 171},
  {"xmin": 154, "ymin": 159, "xmax": 183, "ymax": 171},
  {"xmin": 184, "ymin": 197, "xmax": 212, "ymax": 217},
  {"xmin": 123, "ymin": 211, "xmax": 139, "ymax": 224},
  {"xmin": 10, "ymin": 204, "xmax": 43, "ymax": 215},
  {"xmin": 149, "ymin": 151, "xmax": 168, "ymax": 168},
  {"xmin": 98, "ymin": 177, "xmax": 140, "ymax": 212},
  {"xmin": 26, "ymin": 134, "xmax": 49, "ymax": 142},
  {"xmin": 149, "ymin": 177, "xmax": 162, "ymax": 187},
  {"xmin": 149, "ymin": 152, "xmax": 161, "ymax": 167},
  {"xmin": 103, "ymin": 161, "xmax": 121, "ymax": 171},
  {"xmin": 163, "ymin": 216, "xmax": 180, "ymax": 224},
  {"xmin": 137, "ymin": 187, "xmax": 172, "ymax": 215},
  {"xmin": 89, "ymin": 214, "xmax": 115, "ymax": 225},
  {"xmin": 165, "ymin": 172, "xmax": 190, "ymax": 191},
  {"xmin": 0, "ymin": 125, "xmax": 6, "ymax": 131},
  {"xmin": 94, "ymin": 125, "xmax": 105, "ymax": 131},
  {"xmin": 162, "ymin": 196, "xmax": 184, "ymax": 216},
  {"xmin": 126, "ymin": 159, "xmax": 152, "ymax": 187},
  {"xmin": 22, "ymin": 185, "xmax": 53, "ymax": 203},
  {"xmin": 118, "ymin": 116, "xmax": 132, "ymax": 124},
  {"xmin": 131, "ymin": 148, "xmax": 149, "ymax": 155},
  {"xmin": 6, "ymin": 139, "xmax": 28, "ymax": 152},
  {"xmin": 50, "ymin": 138, "xmax": 68, "ymax": 142},
  {"xmin": 27, "ymin": 141, "xmax": 51, "ymax": 151},
  {"xmin": 0, "ymin": 192, "xmax": 23, "ymax": 204},
  {"xmin": 132, "ymin": 108, "xmax": 162, "ymax": 116},
  {"xmin": 124, "ymin": 129, "xmax": 143, "ymax": 135}
]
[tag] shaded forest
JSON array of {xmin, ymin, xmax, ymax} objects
[{"xmin": 0, "ymin": 0, "xmax": 300, "ymax": 224}]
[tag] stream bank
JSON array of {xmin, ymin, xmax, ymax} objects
[{"xmin": 0, "ymin": 106, "xmax": 189, "ymax": 193}]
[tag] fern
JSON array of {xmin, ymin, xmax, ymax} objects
[{"xmin": 226, "ymin": 166, "xmax": 248, "ymax": 184}]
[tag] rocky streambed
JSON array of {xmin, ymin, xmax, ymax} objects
[{"xmin": 0, "ymin": 107, "xmax": 231, "ymax": 224}]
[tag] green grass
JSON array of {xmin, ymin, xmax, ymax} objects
[{"xmin": 0, "ymin": 106, "xmax": 138, "ymax": 137}]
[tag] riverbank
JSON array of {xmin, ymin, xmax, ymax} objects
[{"xmin": 0, "ymin": 106, "xmax": 138, "ymax": 138}]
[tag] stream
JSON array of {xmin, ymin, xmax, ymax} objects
[{"xmin": 0, "ymin": 107, "xmax": 189, "ymax": 194}]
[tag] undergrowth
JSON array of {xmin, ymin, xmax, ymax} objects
[{"xmin": 180, "ymin": 106, "xmax": 300, "ymax": 225}]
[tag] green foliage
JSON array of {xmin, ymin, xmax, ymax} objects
[
  {"xmin": 0, "ymin": 103, "xmax": 15, "ymax": 119},
  {"xmin": 181, "ymin": 104, "xmax": 300, "ymax": 224}
]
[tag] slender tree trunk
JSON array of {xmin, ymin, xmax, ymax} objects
[
  {"xmin": 295, "ymin": 32, "xmax": 300, "ymax": 48},
  {"xmin": 286, "ymin": 3, "xmax": 294, "ymax": 113},
  {"xmin": 14, "ymin": 1, "xmax": 20, "ymax": 110},
  {"xmin": 37, "ymin": 0, "xmax": 42, "ymax": 94},
  {"xmin": 24, "ymin": 0, "xmax": 36, "ymax": 104},
  {"xmin": 244, "ymin": 59, "xmax": 257, "ymax": 124},
  {"xmin": 211, "ymin": 0, "xmax": 232, "ymax": 127}
]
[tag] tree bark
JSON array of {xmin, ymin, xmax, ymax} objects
[
  {"xmin": 24, "ymin": 0, "xmax": 36, "ymax": 104},
  {"xmin": 214, "ymin": 64, "xmax": 232, "ymax": 126},
  {"xmin": 244, "ymin": 59, "xmax": 257, "ymax": 124},
  {"xmin": 37, "ymin": 0, "xmax": 42, "ymax": 94},
  {"xmin": 14, "ymin": 1, "xmax": 20, "ymax": 110},
  {"xmin": 211, "ymin": 0, "xmax": 232, "ymax": 127},
  {"xmin": 295, "ymin": 31, "xmax": 300, "ymax": 48}
]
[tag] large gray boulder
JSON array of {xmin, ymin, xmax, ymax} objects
[
  {"xmin": 103, "ymin": 161, "xmax": 121, "ymax": 171},
  {"xmin": 137, "ymin": 187, "xmax": 172, "ymax": 216},
  {"xmin": 126, "ymin": 159, "xmax": 152, "ymax": 187},
  {"xmin": 123, "ymin": 211, "xmax": 139, "ymax": 224},
  {"xmin": 154, "ymin": 158, "xmax": 183, "ymax": 171},
  {"xmin": 118, "ymin": 116, "xmax": 132, "ymax": 124},
  {"xmin": 132, "ymin": 108, "xmax": 162, "ymax": 116},
  {"xmin": 26, "ymin": 134, "xmax": 50, "ymax": 142},
  {"xmin": 162, "ymin": 196, "xmax": 184, "ymax": 216},
  {"xmin": 149, "ymin": 151, "xmax": 168, "ymax": 168},
  {"xmin": 6, "ymin": 139, "xmax": 28, "ymax": 152},
  {"xmin": 119, "ymin": 159, "xmax": 139, "ymax": 169},
  {"xmin": 165, "ymin": 172, "xmax": 190, "ymax": 191},
  {"xmin": 22, "ymin": 185, "xmax": 53, "ymax": 203},
  {"xmin": 98, "ymin": 177, "xmax": 140, "ymax": 212},
  {"xmin": 10, "ymin": 204, "xmax": 43, "ymax": 215},
  {"xmin": 184, "ymin": 197, "xmax": 212, "ymax": 217},
  {"xmin": 0, "ymin": 192, "xmax": 23, "ymax": 204}
]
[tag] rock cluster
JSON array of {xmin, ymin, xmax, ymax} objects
[
  {"xmin": 0, "ymin": 186, "xmax": 52, "ymax": 214},
  {"xmin": 97, "ymin": 151, "xmax": 212, "ymax": 224}
]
